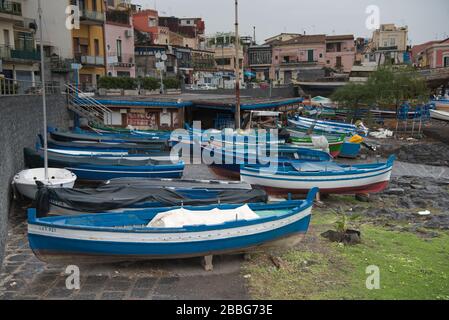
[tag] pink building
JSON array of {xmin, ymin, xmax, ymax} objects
[
  {"xmin": 105, "ymin": 9, "xmax": 136, "ymax": 77},
  {"xmin": 270, "ymin": 34, "xmax": 327, "ymax": 83},
  {"xmin": 412, "ymin": 38, "xmax": 449, "ymax": 68},
  {"xmin": 325, "ymin": 35, "xmax": 355, "ymax": 73}
]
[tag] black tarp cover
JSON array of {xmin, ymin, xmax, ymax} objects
[{"xmin": 35, "ymin": 185, "xmax": 267, "ymax": 217}]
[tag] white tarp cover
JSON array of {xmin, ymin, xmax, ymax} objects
[
  {"xmin": 147, "ymin": 204, "xmax": 260, "ymax": 228},
  {"xmin": 311, "ymin": 135, "xmax": 330, "ymax": 153}
]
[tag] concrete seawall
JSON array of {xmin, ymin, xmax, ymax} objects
[{"xmin": 0, "ymin": 94, "xmax": 71, "ymax": 266}]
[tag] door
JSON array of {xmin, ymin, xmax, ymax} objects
[
  {"xmin": 336, "ymin": 56, "xmax": 342, "ymax": 68},
  {"xmin": 444, "ymin": 56, "xmax": 449, "ymax": 68},
  {"xmin": 307, "ymin": 50, "xmax": 314, "ymax": 62},
  {"xmin": 3, "ymin": 29, "xmax": 10, "ymax": 47},
  {"xmin": 284, "ymin": 71, "xmax": 292, "ymax": 84}
]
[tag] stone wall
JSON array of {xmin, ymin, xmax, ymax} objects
[{"xmin": 0, "ymin": 94, "xmax": 71, "ymax": 266}]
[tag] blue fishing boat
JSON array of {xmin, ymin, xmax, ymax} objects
[
  {"xmin": 24, "ymin": 148, "xmax": 184, "ymax": 181},
  {"xmin": 203, "ymin": 144, "xmax": 332, "ymax": 179},
  {"xmin": 241, "ymin": 156, "xmax": 395, "ymax": 195},
  {"xmin": 288, "ymin": 116, "xmax": 368, "ymax": 136},
  {"xmin": 48, "ymin": 128, "xmax": 169, "ymax": 148},
  {"xmin": 27, "ymin": 188, "xmax": 318, "ymax": 263}
]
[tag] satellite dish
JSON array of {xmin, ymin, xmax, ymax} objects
[{"xmin": 161, "ymin": 54, "xmax": 168, "ymax": 61}]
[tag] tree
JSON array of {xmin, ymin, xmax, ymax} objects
[
  {"xmin": 332, "ymin": 66, "xmax": 429, "ymax": 117},
  {"xmin": 331, "ymin": 82, "xmax": 374, "ymax": 121},
  {"xmin": 366, "ymin": 66, "xmax": 429, "ymax": 110}
]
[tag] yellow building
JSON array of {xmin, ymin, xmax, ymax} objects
[{"xmin": 71, "ymin": 0, "xmax": 106, "ymax": 90}]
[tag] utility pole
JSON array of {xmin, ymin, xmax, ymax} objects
[
  {"xmin": 38, "ymin": 0, "xmax": 48, "ymax": 180},
  {"xmin": 234, "ymin": 0, "xmax": 241, "ymax": 129}
]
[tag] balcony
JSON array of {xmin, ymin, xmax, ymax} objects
[
  {"xmin": 106, "ymin": 10, "xmax": 130, "ymax": 25},
  {"xmin": 81, "ymin": 10, "xmax": 105, "ymax": 24},
  {"xmin": 75, "ymin": 54, "xmax": 105, "ymax": 66},
  {"xmin": 107, "ymin": 53, "xmax": 134, "ymax": 67},
  {"xmin": 0, "ymin": 1, "xmax": 22, "ymax": 16},
  {"xmin": 0, "ymin": 45, "xmax": 40, "ymax": 62}
]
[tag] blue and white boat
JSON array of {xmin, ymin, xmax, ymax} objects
[
  {"xmin": 241, "ymin": 156, "xmax": 395, "ymax": 195},
  {"xmin": 203, "ymin": 144, "xmax": 332, "ymax": 179},
  {"xmin": 24, "ymin": 148, "xmax": 184, "ymax": 181},
  {"xmin": 289, "ymin": 116, "xmax": 368, "ymax": 136},
  {"xmin": 27, "ymin": 188, "xmax": 318, "ymax": 263}
]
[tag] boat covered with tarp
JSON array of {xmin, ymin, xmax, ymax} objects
[
  {"xmin": 34, "ymin": 182, "xmax": 268, "ymax": 216},
  {"xmin": 27, "ymin": 188, "xmax": 318, "ymax": 263}
]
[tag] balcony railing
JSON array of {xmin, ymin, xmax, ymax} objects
[
  {"xmin": 0, "ymin": 1, "xmax": 22, "ymax": 16},
  {"xmin": 0, "ymin": 77, "xmax": 61, "ymax": 96},
  {"xmin": 0, "ymin": 45, "xmax": 40, "ymax": 61},
  {"xmin": 81, "ymin": 9, "xmax": 105, "ymax": 22},
  {"xmin": 106, "ymin": 10, "xmax": 130, "ymax": 25},
  {"xmin": 75, "ymin": 54, "xmax": 105, "ymax": 66},
  {"xmin": 107, "ymin": 53, "xmax": 134, "ymax": 66}
]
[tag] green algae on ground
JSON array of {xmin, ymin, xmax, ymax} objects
[{"xmin": 243, "ymin": 211, "xmax": 449, "ymax": 300}]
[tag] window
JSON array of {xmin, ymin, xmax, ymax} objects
[
  {"xmin": 92, "ymin": 0, "xmax": 97, "ymax": 12},
  {"xmin": 94, "ymin": 39, "xmax": 100, "ymax": 56},
  {"xmin": 390, "ymin": 38, "xmax": 396, "ymax": 46},
  {"xmin": 148, "ymin": 17, "xmax": 157, "ymax": 27},
  {"xmin": 116, "ymin": 39, "xmax": 122, "ymax": 62},
  {"xmin": 3, "ymin": 30, "xmax": 10, "ymax": 46}
]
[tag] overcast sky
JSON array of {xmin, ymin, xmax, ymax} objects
[{"xmin": 133, "ymin": 0, "xmax": 449, "ymax": 45}]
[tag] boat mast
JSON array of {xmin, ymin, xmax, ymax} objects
[
  {"xmin": 38, "ymin": 0, "xmax": 48, "ymax": 180},
  {"xmin": 234, "ymin": 0, "xmax": 241, "ymax": 129}
]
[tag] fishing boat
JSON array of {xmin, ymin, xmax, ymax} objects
[
  {"xmin": 431, "ymin": 99, "xmax": 449, "ymax": 112},
  {"xmin": 24, "ymin": 148, "xmax": 184, "ymax": 181},
  {"xmin": 49, "ymin": 129, "xmax": 169, "ymax": 149},
  {"xmin": 45, "ymin": 135, "xmax": 168, "ymax": 153},
  {"xmin": 12, "ymin": 168, "xmax": 77, "ymax": 200},
  {"xmin": 285, "ymin": 128, "xmax": 345, "ymax": 157},
  {"xmin": 203, "ymin": 144, "xmax": 332, "ymax": 179},
  {"xmin": 430, "ymin": 109, "xmax": 449, "ymax": 122},
  {"xmin": 288, "ymin": 116, "xmax": 368, "ymax": 136},
  {"xmin": 27, "ymin": 188, "xmax": 318, "ymax": 264},
  {"xmin": 35, "ymin": 182, "xmax": 267, "ymax": 216},
  {"xmin": 240, "ymin": 155, "xmax": 395, "ymax": 195}
]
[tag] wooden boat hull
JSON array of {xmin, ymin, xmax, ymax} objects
[
  {"xmin": 241, "ymin": 156, "xmax": 395, "ymax": 195},
  {"xmin": 27, "ymin": 192, "xmax": 317, "ymax": 263}
]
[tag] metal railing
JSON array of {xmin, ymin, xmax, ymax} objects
[
  {"xmin": 65, "ymin": 83, "xmax": 113, "ymax": 126},
  {"xmin": 0, "ymin": 45, "xmax": 40, "ymax": 61},
  {"xmin": 81, "ymin": 9, "xmax": 105, "ymax": 22},
  {"xmin": 0, "ymin": 1, "xmax": 22, "ymax": 15},
  {"xmin": 74, "ymin": 54, "xmax": 105, "ymax": 66},
  {"xmin": 0, "ymin": 77, "xmax": 61, "ymax": 96}
]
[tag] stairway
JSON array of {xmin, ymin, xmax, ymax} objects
[{"xmin": 65, "ymin": 84, "xmax": 113, "ymax": 126}]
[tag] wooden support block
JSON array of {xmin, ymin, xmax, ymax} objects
[
  {"xmin": 315, "ymin": 191, "xmax": 321, "ymax": 202},
  {"xmin": 202, "ymin": 255, "xmax": 214, "ymax": 272},
  {"xmin": 243, "ymin": 253, "xmax": 251, "ymax": 261}
]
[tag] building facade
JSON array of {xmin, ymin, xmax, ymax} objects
[
  {"xmin": 105, "ymin": 5, "xmax": 135, "ymax": 77},
  {"xmin": 412, "ymin": 38, "xmax": 449, "ymax": 69},
  {"xmin": 325, "ymin": 35, "xmax": 355, "ymax": 73},
  {"xmin": 0, "ymin": 0, "xmax": 40, "ymax": 91},
  {"xmin": 368, "ymin": 24, "xmax": 410, "ymax": 66},
  {"xmin": 270, "ymin": 34, "xmax": 327, "ymax": 83},
  {"xmin": 71, "ymin": 0, "xmax": 107, "ymax": 90},
  {"xmin": 247, "ymin": 44, "xmax": 272, "ymax": 81}
]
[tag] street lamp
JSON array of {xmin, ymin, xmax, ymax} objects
[{"xmin": 156, "ymin": 51, "xmax": 167, "ymax": 94}]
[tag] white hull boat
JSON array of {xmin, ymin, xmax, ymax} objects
[
  {"xmin": 430, "ymin": 109, "xmax": 449, "ymax": 122},
  {"xmin": 13, "ymin": 168, "xmax": 77, "ymax": 200}
]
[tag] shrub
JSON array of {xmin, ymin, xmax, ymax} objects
[
  {"xmin": 163, "ymin": 77, "xmax": 180, "ymax": 89},
  {"xmin": 142, "ymin": 77, "xmax": 160, "ymax": 90},
  {"xmin": 98, "ymin": 76, "xmax": 137, "ymax": 90}
]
